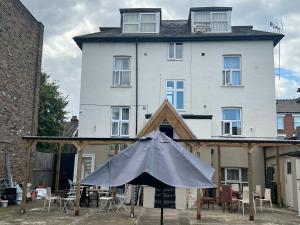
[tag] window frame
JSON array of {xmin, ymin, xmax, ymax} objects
[
  {"xmin": 294, "ymin": 115, "xmax": 300, "ymax": 129},
  {"xmin": 223, "ymin": 55, "xmax": 242, "ymax": 86},
  {"xmin": 166, "ymin": 80, "xmax": 185, "ymax": 111},
  {"xmin": 277, "ymin": 115, "xmax": 284, "ymax": 130},
  {"xmin": 123, "ymin": 13, "xmax": 159, "ymax": 33},
  {"xmin": 221, "ymin": 107, "xmax": 242, "ymax": 136},
  {"xmin": 73, "ymin": 154, "xmax": 95, "ymax": 181},
  {"xmin": 221, "ymin": 167, "xmax": 248, "ymax": 191},
  {"xmin": 111, "ymin": 107, "xmax": 130, "ymax": 137},
  {"xmin": 168, "ymin": 43, "xmax": 183, "ymax": 60},
  {"xmin": 112, "ymin": 56, "xmax": 131, "ymax": 86},
  {"xmin": 192, "ymin": 11, "xmax": 231, "ymax": 33}
]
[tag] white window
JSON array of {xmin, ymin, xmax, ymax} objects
[
  {"xmin": 168, "ymin": 43, "xmax": 183, "ymax": 60},
  {"xmin": 113, "ymin": 57, "xmax": 131, "ymax": 86},
  {"xmin": 277, "ymin": 116, "xmax": 284, "ymax": 129},
  {"xmin": 73, "ymin": 154, "xmax": 95, "ymax": 181},
  {"xmin": 111, "ymin": 107, "xmax": 130, "ymax": 137},
  {"xmin": 221, "ymin": 168, "xmax": 248, "ymax": 190},
  {"xmin": 294, "ymin": 116, "xmax": 300, "ymax": 129},
  {"xmin": 223, "ymin": 55, "xmax": 241, "ymax": 86},
  {"xmin": 222, "ymin": 108, "xmax": 241, "ymax": 135},
  {"xmin": 166, "ymin": 80, "xmax": 184, "ymax": 110},
  {"xmin": 109, "ymin": 144, "xmax": 129, "ymax": 156},
  {"xmin": 193, "ymin": 11, "xmax": 230, "ymax": 33},
  {"xmin": 123, "ymin": 13, "xmax": 158, "ymax": 33}
]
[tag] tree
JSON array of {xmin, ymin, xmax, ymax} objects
[{"xmin": 37, "ymin": 72, "xmax": 68, "ymax": 152}]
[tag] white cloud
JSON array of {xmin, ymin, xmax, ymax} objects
[{"xmin": 275, "ymin": 76, "xmax": 299, "ymax": 99}]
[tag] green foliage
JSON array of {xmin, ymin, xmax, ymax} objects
[{"xmin": 37, "ymin": 72, "xmax": 68, "ymax": 152}]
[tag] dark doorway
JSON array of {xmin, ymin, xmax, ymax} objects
[
  {"xmin": 159, "ymin": 124, "xmax": 173, "ymax": 138},
  {"xmin": 155, "ymin": 124, "xmax": 175, "ymax": 208}
]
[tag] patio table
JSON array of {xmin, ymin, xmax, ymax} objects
[{"xmin": 61, "ymin": 197, "xmax": 75, "ymax": 214}]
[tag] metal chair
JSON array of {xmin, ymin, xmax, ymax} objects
[{"xmin": 43, "ymin": 187, "xmax": 61, "ymax": 212}]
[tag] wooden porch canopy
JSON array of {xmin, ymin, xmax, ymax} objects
[{"xmin": 21, "ymin": 135, "xmax": 300, "ymax": 221}]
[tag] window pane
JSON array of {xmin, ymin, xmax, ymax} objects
[
  {"xmin": 224, "ymin": 56, "xmax": 240, "ymax": 69},
  {"xmin": 294, "ymin": 116, "xmax": 300, "ymax": 129},
  {"xmin": 114, "ymin": 58, "xmax": 130, "ymax": 70},
  {"xmin": 176, "ymin": 91, "xmax": 184, "ymax": 109},
  {"xmin": 112, "ymin": 108, "xmax": 120, "ymax": 120},
  {"xmin": 124, "ymin": 13, "xmax": 139, "ymax": 23},
  {"xmin": 167, "ymin": 91, "xmax": 174, "ymax": 105},
  {"xmin": 212, "ymin": 13, "xmax": 227, "ymax": 21},
  {"xmin": 113, "ymin": 71, "xmax": 120, "ymax": 85},
  {"xmin": 194, "ymin": 11, "xmax": 210, "ymax": 22},
  {"xmin": 141, "ymin": 14, "xmax": 155, "ymax": 22},
  {"xmin": 176, "ymin": 81, "xmax": 184, "ymax": 89},
  {"xmin": 121, "ymin": 123, "xmax": 129, "ymax": 135},
  {"xmin": 175, "ymin": 43, "xmax": 183, "ymax": 59},
  {"xmin": 223, "ymin": 109, "xmax": 240, "ymax": 120},
  {"xmin": 277, "ymin": 117, "xmax": 284, "ymax": 129},
  {"xmin": 124, "ymin": 24, "xmax": 139, "ymax": 32},
  {"xmin": 167, "ymin": 80, "xmax": 174, "ymax": 88},
  {"xmin": 112, "ymin": 122, "xmax": 119, "ymax": 136},
  {"xmin": 140, "ymin": 23, "xmax": 156, "ymax": 32},
  {"xmin": 222, "ymin": 122, "xmax": 230, "ymax": 134},
  {"xmin": 120, "ymin": 71, "xmax": 130, "ymax": 85},
  {"xmin": 227, "ymin": 169, "xmax": 239, "ymax": 181},
  {"xmin": 232, "ymin": 122, "xmax": 241, "ymax": 135},
  {"xmin": 168, "ymin": 43, "xmax": 174, "ymax": 59},
  {"xmin": 122, "ymin": 108, "xmax": 129, "ymax": 120},
  {"xmin": 241, "ymin": 168, "xmax": 248, "ymax": 182},
  {"xmin": 232, "ymin": 71, "xmax": 241, "ymax": 85}
]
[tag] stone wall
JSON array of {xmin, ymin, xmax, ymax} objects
[{"xmin": 0, "ymin": 0, "xmax": 43, "ymax": 183}]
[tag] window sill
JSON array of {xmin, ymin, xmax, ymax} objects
[
  {"xmin": 110, "ymin": 85, "xmax": 132, "ymax": 88},
  {"xmin": 220, "ymin": 85, "xmax": 244, "ymax": 88},
  {"xmin": 219, "ymin": 135, "xmax": 244, "ymax": 138},
  {"xmin": 168, "ymin": 58, "xmax": 183, "ymax": 61}
]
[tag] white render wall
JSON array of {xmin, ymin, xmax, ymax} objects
[{"xmin": 78, "ymin": 40, "xmax": 277, "ymax": 138}]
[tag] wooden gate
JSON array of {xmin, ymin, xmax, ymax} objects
[{"xmin": 32, "ymin": 151, "xmax": 55, "ymax": 187}]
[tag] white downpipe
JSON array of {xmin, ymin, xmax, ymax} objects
[{"xmin": 296, "ymin": 158, "xmax": 300, "ymax": 216}]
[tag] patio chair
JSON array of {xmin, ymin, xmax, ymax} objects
[
  {"xmin": 116, "ymin": 185, "xmax": 128, "ymax": 211},
  {"xmin": 254, "ymin": 185, "xmax": 262, "ymax": 199},
  {"xmin": 231, "ymin": 184, "xmax": 239, "ymax": 192},
  {"xmin": 221, "ymin": 185, "xmax": 238, "ymax": 213},
  {"xmin": 239, "ymin": 188, "xmax": 256, "ymax": 215},
  {"xmin": 43, "ymin": 187, "xmax": 61, "ymax": 212},
  {"xmin": 256, "ymin": 188, "xmax": 273, "ymax": 212}
]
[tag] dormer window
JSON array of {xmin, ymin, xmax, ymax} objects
[
  {"xmin": 123, "ymin": 13, "xmax": 159, "ymax": 33},
  {"xmin": 190, "ymin": 8, "xmax": 232, "ymax": 33}
]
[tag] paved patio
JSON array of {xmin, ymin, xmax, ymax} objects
[{"xmin": 0, "ymin": 200, "xmax": 299, "ymax": 225}]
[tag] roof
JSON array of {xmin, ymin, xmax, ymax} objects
[
  {"xmin": 138, "ymin": 100, "xmax": 196, "ymax": 139},
  {"xmin": 190, "ymin": 7, "xmax": 232, "ymax": 12},
  {"xmin": 145, "ymin": 113, "xmax": 212, "ymax": 119},
  {"xmin": 119, "ymin": 8, "xmax": 161, "ymax": 13},
  {"xmin": 73, "ymin": 20, "xmax": 284, "ymax": 49},
  {"xmin": 63, "ymin": 116, "xmax": 78, "ymax": 137},
  {"xmin": 276, "ymin": 98, "xmax": 300, "ymax": 113}
]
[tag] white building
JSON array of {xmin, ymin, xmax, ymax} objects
[{"xmin": 74, "ymin": 7, "xmax": 283, "ymax": 209}]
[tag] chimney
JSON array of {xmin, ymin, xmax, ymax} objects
[{"xmin": 70, "ymin": 116, "xmax": 78, "ymax": 124}]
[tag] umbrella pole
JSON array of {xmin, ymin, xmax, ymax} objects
[{"xmin": 160, "ymin": 188, "xmax": 164, "ymax": 225}]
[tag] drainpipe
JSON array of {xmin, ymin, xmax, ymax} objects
[
  {"xmin": 135, "ymin": 39, "xmax": 138, "ymax": 135},
  {"xmin": 263, "ymin": 147, "xmax": 267, "ymax": 187}
]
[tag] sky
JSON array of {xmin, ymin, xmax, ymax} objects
[{"xmin": 21, "ymin": 0, "xmax": 300, "ymax": 118}]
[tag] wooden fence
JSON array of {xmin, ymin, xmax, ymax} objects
[{"xmin": 32, "ymin": 151, "xmax": 54, "ymax": 187}]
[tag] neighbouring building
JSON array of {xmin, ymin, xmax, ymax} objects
[
  {"xmin": 74, "ymin": 7, "xmax": 284, "ymax": 209},
  {"xmin": 0, "ymin": 0, "xmax": 43, "ymax": 183},
  {"xmin": 277, "ymin": 98, "xmax": 300, "ymax": 138}
]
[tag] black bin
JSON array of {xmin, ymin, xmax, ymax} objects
[{"xmin": 4, "ymin": 188, "xmax": 17, "ymax": 205}]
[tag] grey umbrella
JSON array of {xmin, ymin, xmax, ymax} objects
[{"xmin": 81, "ymin": 131, "xmax": 215, "ymax": 224}]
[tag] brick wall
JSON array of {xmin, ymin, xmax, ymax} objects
[
  {"xmin": 0, "ymin": 0, "xmax": 43, "ymax": 183},
  {"xmin": 278, "ymin": 114, "xmax": 295, "ymax": 138}
]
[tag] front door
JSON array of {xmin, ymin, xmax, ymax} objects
[{"xmin": 285, "ymin": 159, "xmax": 293, "ymax": 207}]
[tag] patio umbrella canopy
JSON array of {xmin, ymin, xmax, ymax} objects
[
  {"xmin": 81, "ymin": 131, "xmax": 215, "ymax": 225},
  {"xmin": 81, "ymin": 131, "xmax": 215, "ymax": 189}
]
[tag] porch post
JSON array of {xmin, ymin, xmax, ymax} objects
[
  {"xmin": 20, "ymin": 140, "xmax": 35, "ymax": 214},
  {"xmin": 276, "ymin": 146, "xmax": 282, "ymax": 206},
  {"xmin": 74, "ymin": 143, "xmax": 84, "ymax": 216},
  {"xmin": 247, "ymin": 145, "xmax": 254, "ymax": 221},
  {"xmin": 217, "ymin": 145, "xmax": 221, "ymax": 205},
  {"xmin": 55, "ymin": 143, "xmax": 62, "ymax": 194}
]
